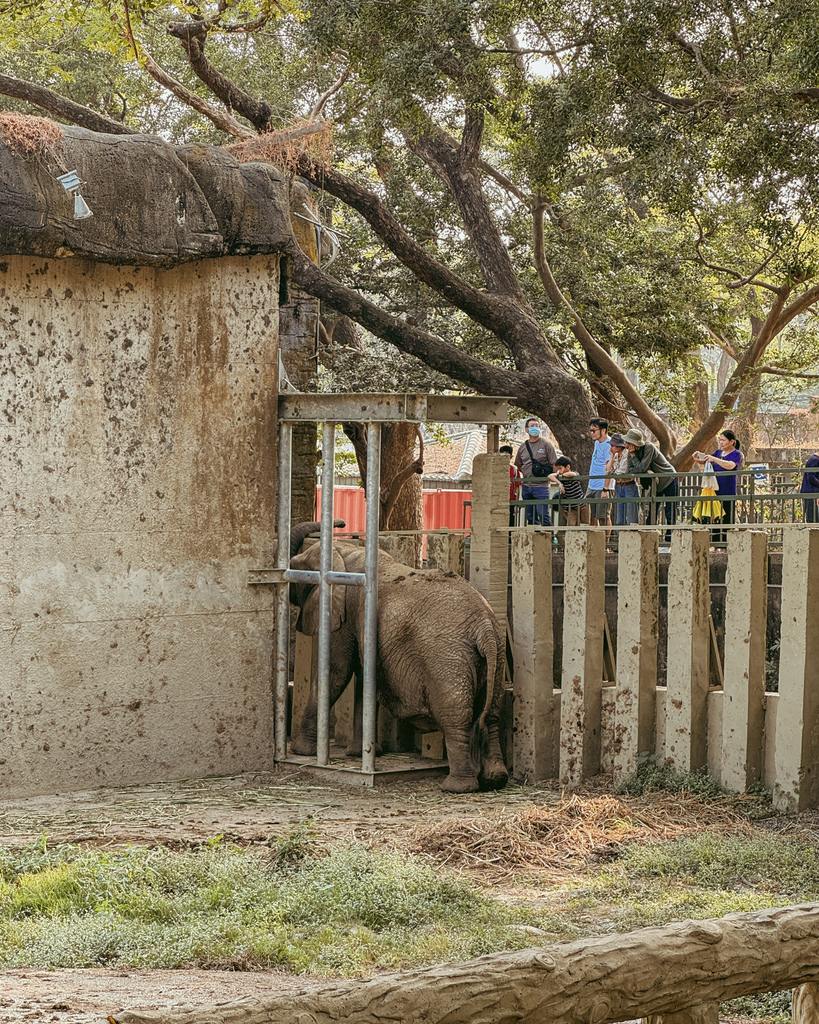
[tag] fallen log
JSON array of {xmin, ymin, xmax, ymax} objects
[{"xmin": 110, "ymin": 903, "xmax": 819, "ymax": 1024}]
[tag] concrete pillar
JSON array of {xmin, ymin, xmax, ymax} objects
[
  {"xmin": 511, "ymin": 532, "xmax": 557, "ymax": 782},
  {"xmin": 665, "ymin": 529, "xmax": 710, "ymax": 771},
  {"xmin": 721, "ymin": 530, "xmax": 767, "ymax": 792},
  {"xmin": 427, "ymin": 533, "xmax": 466, "ymax": 576},
  {"xmin": 560, "ymin": 529, "xmax": 606, "ymax": 786},
  {"xmin": 772, "ymin": 527, "xmax": 819, "ymax": 812},
  {"xmin": 469, "ymin": 453, "xmax": 511, "ymax": 628},
  {"xmin": 613, "ymin": 530, "xmax": 659, "ymax": 783}
]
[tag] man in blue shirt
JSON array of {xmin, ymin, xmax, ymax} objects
[{"xmin": 585, "ymin": 418, "xmax": 612, "ymax": 529}]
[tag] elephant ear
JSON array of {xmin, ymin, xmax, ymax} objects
[{"xmin": 295, "ymin": 546, "xmax": 348, "ymax": 635}]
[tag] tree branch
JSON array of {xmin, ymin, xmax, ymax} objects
[
  {"xmin": 757, "ymin": 365, "xmax": 819, "ymax": 380},
  {"xmin": 701, "ymin": 324, "xmax": 739, "ymax": 361},
  {"xmin": 772, "ymin": 282, "xmax": 819, "ymax": 334},
  {"xmin": 167, "ymin": 20, "xmax": 275, "ymax": 132},
  {"xmin": 675, "ymin": 285, "xmax": 792, "ymax": 464},
  {"xmin": 285, "ymin": 240, "xmax": 524, "ymax": 398},
  {"xmin": 311, "ymin": 68, "xmax": 350, "ymax": 120},
  {"xmin": 404, "ymin": 124, "xmax": 534, "ymax": 307},
  {"xmin": 532, "ymin": 203, "xmax": 677, "ymax": 454},
  {"xmin": 290, "ymin": 150, "xmax": 543, "ymax": 358},
  {"xmin": 0, "ymin": 73, "xmax": 137, "ymax": 135},
  {"xmin": 140, "ymin": 47, "xmax": 256, "ymax": 139}
]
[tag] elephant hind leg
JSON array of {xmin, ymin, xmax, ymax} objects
[
  {"xmin": 476, "ymin": 724, "xmax": 509, "ymax": 791},
  {"xmin": 440, "ymin": 725, "xmax": 480, "ymax": 793}
]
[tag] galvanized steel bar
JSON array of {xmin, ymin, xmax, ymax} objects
[
  {"xmin": 274, "ymin": 421, "xmax": 293, "ymax": 762},
  {"xmin": 316, "ymin": 422, "xmax": 336, "ymax": 767},
  {"xmin": 361, "ymin": 421, "xmax": 381, "ymax": 775},
  {"xmin": 286, "ymin": 569, "xmax": 365, "ymax": 587}
]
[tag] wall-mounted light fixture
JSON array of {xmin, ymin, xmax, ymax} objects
[{"xmin": 56, "ymin": 170, "xmax": 93, "ymax": 220}]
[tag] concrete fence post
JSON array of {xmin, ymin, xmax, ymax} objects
[
  {"xmin": 665, "ymin": 529, "xmax": 710, "ymax": 771},
  {"xmin": 511, "ymin": 531, "xmax": 556, "ymax": 782},
  {"xmin": 613, "ymin": 530, "xmax": 659, "ymax": 784},
  {"xmin": 720, "ymin": 530, "xmax": 767, "ymax": 792},
  {"xmin": 772, "ymin": 527, "xmax": 819, "ymax": 812},
  {"xmin": 560, "ymin": 529, "xmax": 606, "ymax": 786},
  {"xmin": 469, "ymin": 453, "xmax": 511, "ymax": 629}
]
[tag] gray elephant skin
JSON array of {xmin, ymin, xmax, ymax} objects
[{"xmin": 287, "ymin": 521, "xmax": 509, "ymax": 793}]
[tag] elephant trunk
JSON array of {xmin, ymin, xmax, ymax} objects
[{"xmin": 289, "ymin": 519, "xmax": 346, "ymax": 558}]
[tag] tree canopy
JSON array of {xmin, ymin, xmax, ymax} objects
[{"xmin": 2, "ymin": 0, "xmax": 819, "ymax": 466}]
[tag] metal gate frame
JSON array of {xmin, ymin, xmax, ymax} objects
[{"xmin": 255, "ymin": 393, "xmax": 509, "ymax": 786}]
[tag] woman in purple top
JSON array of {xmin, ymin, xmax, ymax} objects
[
  {"xmin": 801, "ymin": 451, "xmax": 819, "ymax": 523},
  {"xmin": 693, "ymin": 429, "xmax": 742, "ymax": 542}
]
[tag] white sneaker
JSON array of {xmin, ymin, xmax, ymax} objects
[{"xmin": 659, "ymin": 546, "xmax": 670, "ymax": 553}]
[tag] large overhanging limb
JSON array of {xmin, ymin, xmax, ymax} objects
[{"xmin": 109, "ymin": 903, "xmax": 819, "ymax": 1024}]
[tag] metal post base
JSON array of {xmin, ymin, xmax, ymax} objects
[{"xmin": 278, "ymin": 749, "xmax": 448, "ymax": 788}]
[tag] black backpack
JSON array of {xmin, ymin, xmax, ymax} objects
[{"xmin": 526, "ymin": 441, "xmax": 552, "ymax": 478}]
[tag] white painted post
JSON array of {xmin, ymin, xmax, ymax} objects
[
  {"xmin": 470, "ymin": 453, "xmax": 511, "ymax": 629},
  {"xmin": 665, "ymin": 529, "xmax": 710, "ymax": 771},
  {"xmin": 560, "ymin": 529, "xmax": 606, "ymax": 786},
  {"xmin": 772, "ymin": 527, "xmax": 819, "ymax": 812},
  {"xmin": 511, "ymin": 531, "xmax": 556, "ymax": 782},
  {"xmin": 721, "ymin": 530, "xmax": 767, "ymax": 792},
  {"xmin": 613, "ymin": 530, "xmax": 659, "ymax": 783}
]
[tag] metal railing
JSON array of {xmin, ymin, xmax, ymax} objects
[{"xmin": 505, "ymin": 467, "xmax": 818, "ymax": 544}]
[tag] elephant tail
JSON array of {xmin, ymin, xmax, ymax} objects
[{"xmin": 470, "ymin": 620, "xmax": 500, "ymax": 768}]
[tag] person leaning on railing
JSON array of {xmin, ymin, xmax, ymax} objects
[
  {"xmin": 692, "ymin": 428, "xmax": 742, "ymax": 543},
  {"xmin": 606, "ymin": 433, "xmax": 639, "ymax": 526},
  {"xmin": 801, "ymin": 450, "xmax": 819, "ymax": 524},
  {"xmin": 622, "ymin": 427, "xmax": 678, "ymax": 545}
]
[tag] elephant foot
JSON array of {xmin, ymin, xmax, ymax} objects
[
  {"xmin": 440, "ymin": 773, "xmax": 479, "ymax": 794},
  {"xmin": 290, "ymin": 734, "xmax": 317, "ymax": 756},
  {"xmin": 479, "ymin": 760, "xmax": 510, "ymax": 791}
]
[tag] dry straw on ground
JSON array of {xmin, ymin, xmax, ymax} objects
[
  {"xmin": 0, "ymin": 112, "xmax": 64, "ymax": 156},
  {"xmin": 408, "ymin": 793, "xmax": 755, "ymax": 874}
]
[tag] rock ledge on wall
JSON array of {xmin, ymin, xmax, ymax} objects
[{"xmin": 0, "ymin": 124, "xmax": 291, "ymax": 266}]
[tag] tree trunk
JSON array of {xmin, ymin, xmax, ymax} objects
[
  {"xmin": 689, "ymin": 363, "xmax": 711, "ymax": 432},
  {"xmin": 586, "ymin": 352, "xmax": 629, "ymax": 433},
  {"xmin": 343, "ymin": 422, "xmax": 424, "ymax": 566},
  {"xmin": 732, "ymin": 374, "xmax": 761, "ymax": 458},
  {"xmin": 380, "ymin": 423, "xmax": 423, "ymax": 566},
  {"xmin": 109, "ymin": 903, "xmax": 819, "ymax": 1024},
  {"xmin": 279, "ymin": 182, "xmax": 321, "ymax": 526}
]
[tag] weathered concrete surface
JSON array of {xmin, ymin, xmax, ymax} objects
[
  {"xmin": 511, "ymin": 531, "xmax": 556, "ymax": 782},
  {"xmin": 0, "ymin": 254, "xmax": 278, "ymax": 796},
  {"xmin": 560, "ymin": 529, "xmax": 605, "ymax": 786},
  {"xmin": 720, "ymin": 531, "xmax": 767, "ymax": 791},
  {"xmin": 665, "ymin": 530, "xmax": 710, "ymax": 771},
  {"xmin": 469, "ymin": 453, "xmax": 510, "ymax": 630},
  {"xmin": 0, "ymin": 125, "xmax": 290, "ymax": 266},
  {"xmin": 772, "ymin": 528, "xmax": 819, "ymax": 812},
  {"xmin": 613, "ymin": 530, "xmax": 658, "ymax": 783}
]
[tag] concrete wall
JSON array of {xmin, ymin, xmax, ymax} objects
[{"xmin": 0, "ymin": 254, "xmax": 279, "ymax": 796}]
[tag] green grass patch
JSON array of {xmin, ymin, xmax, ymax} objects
[
  {"xmin": 616, "ymin": 761, "xmax": 724, "ymax": 800},
  {"xmin": 0, "ymin": 838, "xmax": 552, "ymax": 974}
]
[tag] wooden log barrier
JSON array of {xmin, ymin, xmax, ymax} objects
[{"xmin": 109, "ymin": 903, "xmax": 819, "ymax": 1024}]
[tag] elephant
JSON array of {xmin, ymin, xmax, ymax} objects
[{"xmin": 286, "ymin": 520, "xmax": 509, "ymax": 793}]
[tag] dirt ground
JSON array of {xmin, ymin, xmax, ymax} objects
[
  {"xmin": 0, "ymin": 766, "xmax": 568, "ymax": 1023},
  {"xmin": 0, "ymin": 766, "xmax": 798, "ymax": 1024}
]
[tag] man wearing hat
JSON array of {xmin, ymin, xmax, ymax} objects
[
  {"xmin": 606, "ymin": 433, "xmax": 639, "ymax": 526},
  {"xmin": 623, "ymin": 428, "xmax": 678, "ymax": 544}
]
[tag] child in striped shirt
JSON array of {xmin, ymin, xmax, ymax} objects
[{"xmin": 548, "ymin": 456, "xmax": 589, "ymax": 526}]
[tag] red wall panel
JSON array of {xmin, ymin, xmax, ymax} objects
[{"xmin": 315, "ymin": 486, "xmax": 471, "ymax": 532}]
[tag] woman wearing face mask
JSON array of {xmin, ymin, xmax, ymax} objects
[{"xmin": 513, "ymin": 418, "xmax": 558, "ymax": 525}]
